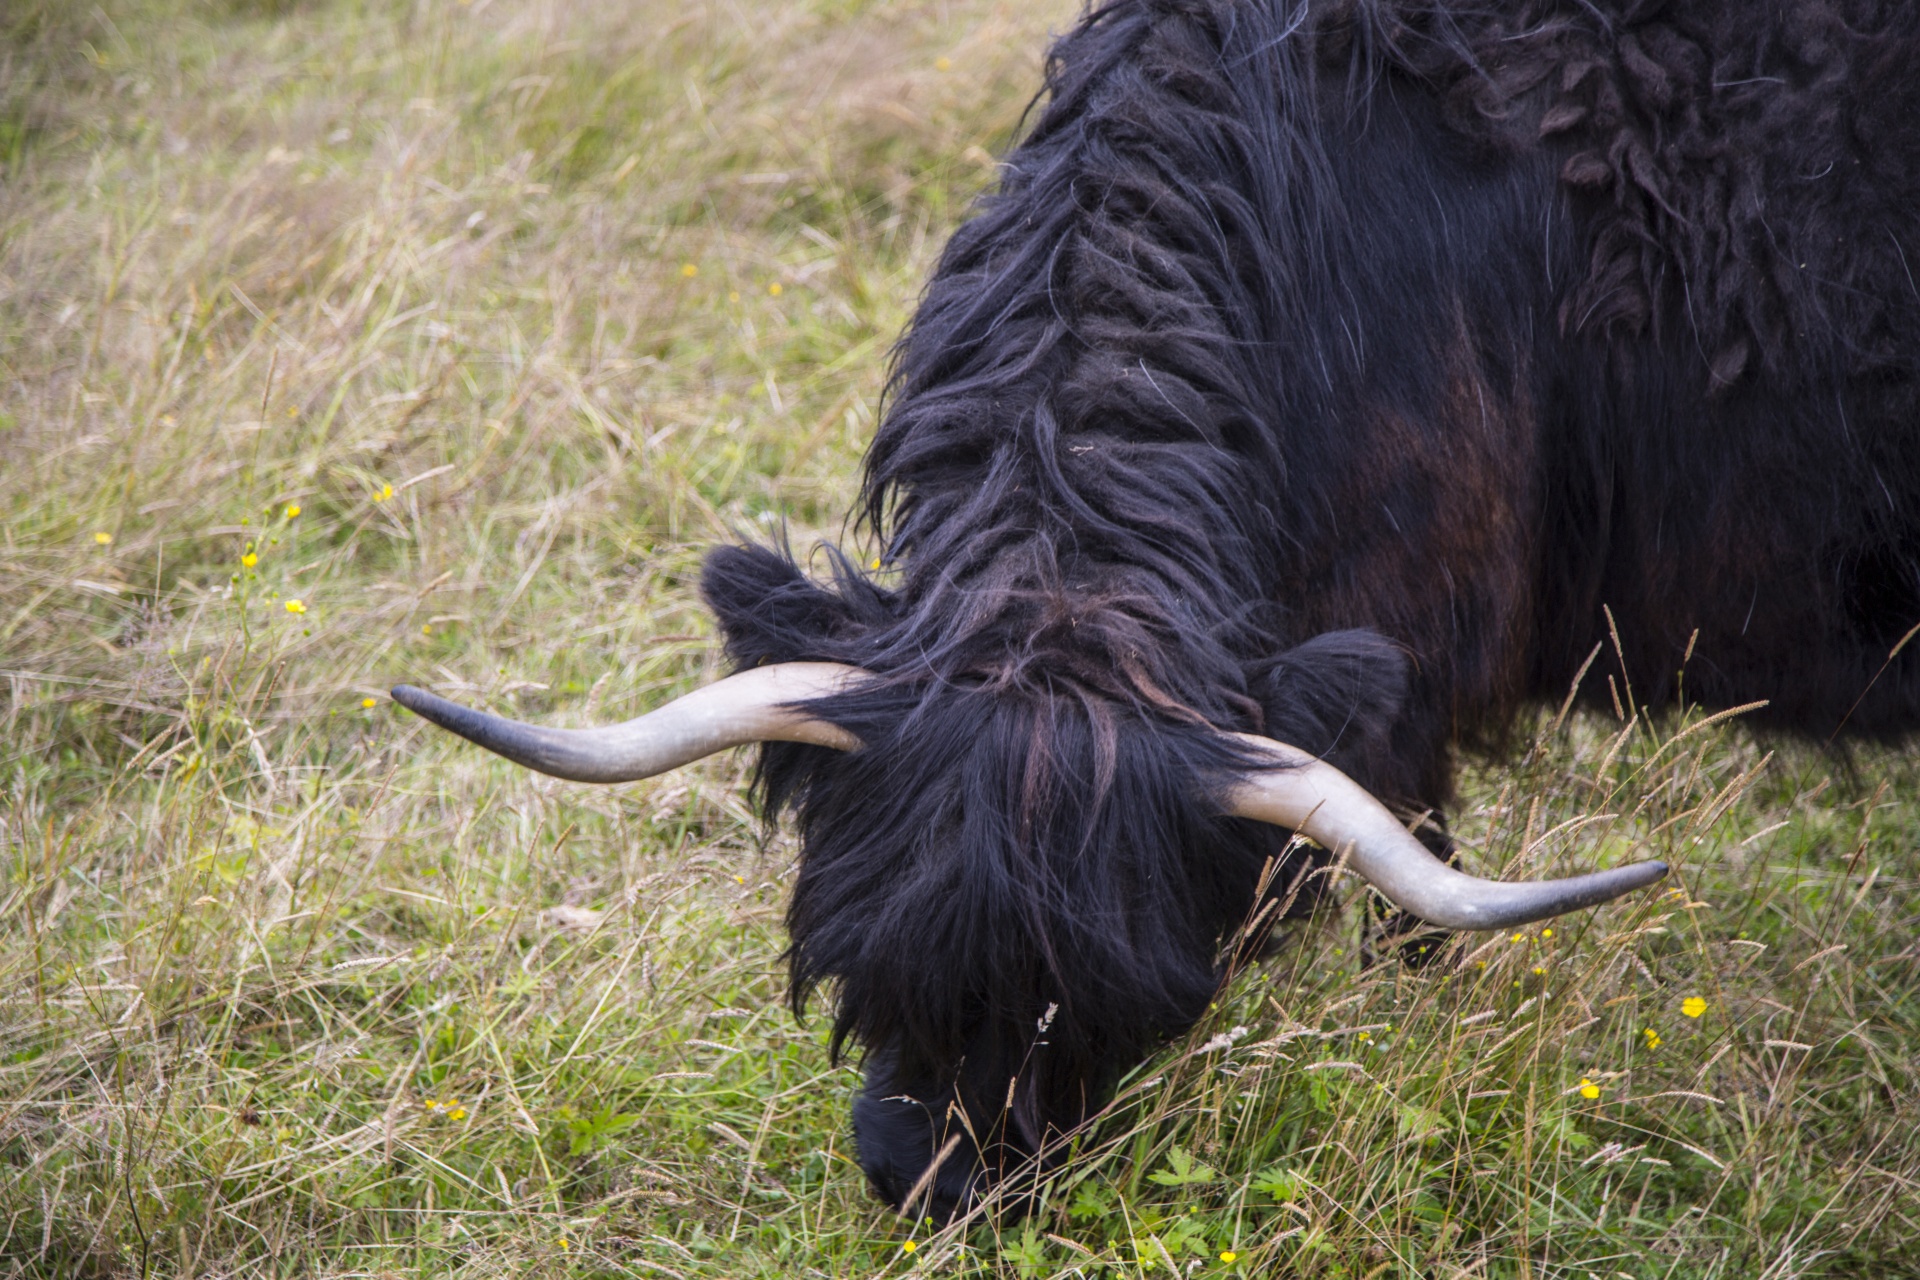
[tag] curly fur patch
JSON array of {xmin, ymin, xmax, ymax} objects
[{"xmin": 1374, "ymin": 0, "xmax": 1920, "ymax": 386}]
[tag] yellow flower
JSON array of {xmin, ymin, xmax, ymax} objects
[
  {"xmin": 558, "ymin": 1237, "xmax": 570, "ymax": 1250},
  {"xmin": 728, "ymin": 290, "xmax": 741, "ymax": 302},
  {"xmin": 1511, "ymin": 933, "xmax": 1525, "ymax": 943},
  {"xmin": 1579, "ymin": 1078, "xmax": 1601, "ymax": 1100},
  {"xmin": 902, "ymin": 1240, "xmax": 918, "ymax": 1253},
  {"xmin": 284, "ymin": 504, "xmax": 301, "ymax": 518},
  {"xmin": 1220, "ymin": 1252, "xmax": 1238, "ymax": 1264},
  {"xmin": 362, "ymin": 697, "xmax": 377, "ymax": 709},
  {"xmin": 241, "ymin": 553, "xmax": 258, "ymax": 568},
  {"xmin": 768, "ymin": 282, "xmax": 783, "ymax": 296},
  {"xmin": 871, "ymin": 557, "xmax": 882, "ymax": 570},
  {"xmin": 1644, "ymin": 1028, "xmax": 1663, "ymax": 1049},
  {"xmin": 93, "ymin": 531, "xmax": 113, "ymax": 545},
  {"xmin": 374, "ymin": 483, "xmax": 393, "ymax": 502},
  {"xmin": 1357, "ymin": 1031, "xmax": 1370, "ymax": 1042},
  {"xmin": 421, "ymin": 623, "xmax": 432, "ymax": 636},
  {"xmin": 1532, "ymin": 965, "xmax": 1545, "ymax": 975},
  {"xmin": 284, "ymin": 599, "xmax": 306, "ymax": 615},
  {"xmin": 1541, "ymin": 928, "xmax": 1553, "ymax": 939},
  {"xmin": 447, "ymin": 1107, "xmax": 467, "ymax": 1120},
  {"xmin": 680, "ymin": 263, "xmax": 698, "ymax": 278},
  {"xmin": 935, "ymin": 56, "xmax": 952, "ymax": 71},
  {"xmin": 1682, "ymin": 996, "xmax": 1708, "ymax": 1019}
]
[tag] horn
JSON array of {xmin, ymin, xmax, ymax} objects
[
  {"xmin": 1222, "ymin": 733, "xmax": 1667, "ymax": 930},
  {"xmin": 393, "ymin": 668, "xmax": 1659, "ymax": 927},
  {"xmin": 390, "ymin": 662, "xmax": 866, "ymax": 783}
]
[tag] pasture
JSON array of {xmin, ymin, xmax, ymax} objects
[{"xmin": 2, "ymin": 0, "xmax": 1917, "ymax": 1275}]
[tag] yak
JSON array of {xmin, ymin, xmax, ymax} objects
[{"xmin": 392, "ymin": 0, "xmax": 1920, "ymax": 1222}]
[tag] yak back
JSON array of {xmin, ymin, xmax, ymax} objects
[{"xmin": 861, "ymin": 0, "xmax": 1920, "ymax": 762}]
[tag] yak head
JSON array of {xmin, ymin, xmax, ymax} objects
[{"xmin": 390, "ymin": 540, "xmax": 1666, "ymax": 1220}]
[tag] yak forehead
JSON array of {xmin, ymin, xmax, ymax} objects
[
  {"xmin": 765, "ymin": 675, "xmax": 1300, "ymax": 1103},
  {"xmin": 697, "ymin": 541, "xmax": 1298, "ymax": 1112},
  {"xmin": 698, "ymin": 530, "xmax": 1400, "ymax": 1121}
]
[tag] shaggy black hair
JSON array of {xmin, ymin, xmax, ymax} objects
[
  {"xmin": 701, "ymin": 0, "xmax": 1920, "ymax": 1216},
  {"xmin": 703, "ymin": 545, "xmax": 1385, "ymax": 1216}
]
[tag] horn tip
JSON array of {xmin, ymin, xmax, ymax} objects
[{"xmin": 391, "ymin": 684, "xmax": 429, "ymax": 713}]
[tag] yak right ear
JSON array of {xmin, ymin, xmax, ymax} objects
[
  {"xmin": 701, "ymin": 543, "xmax": 891, "ymax": 669},
  {"xmin": 1254, "ymin": 629, "xmax": 1411, "ymax": 786}
]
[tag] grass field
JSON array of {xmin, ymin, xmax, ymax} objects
[{"xmin": 3, "ymin": 1, "xmax": 1918, "ymax": 1276}]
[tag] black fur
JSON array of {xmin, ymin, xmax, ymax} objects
[{"xmin": 700, "ymin": 0, "xmax": 1920, "ymax": 1215}]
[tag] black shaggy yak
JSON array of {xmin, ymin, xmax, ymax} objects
[{"xmin": 397, "ymin": 0, "xmax": 1920, "ymax": 1220}]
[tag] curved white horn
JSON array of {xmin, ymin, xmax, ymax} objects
[
  {"xmin": 1222, "ymin": 733, "xmax": 1667, "ymax": 931},
  {"xmin": 391, "ymin": 662, "xmax": 867, "ymax": 783}
]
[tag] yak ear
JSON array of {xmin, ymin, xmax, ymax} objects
[
  {"xmin": 1254, "ymin": 628, "xmax": 1411, "ymax": 786},
  {"xmin": 701, "ymin": 542, "xmax": 887, "ymax": 669}
]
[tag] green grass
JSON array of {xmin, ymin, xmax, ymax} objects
[{"xmin": 2, "ymin": 2, "xmax": 1917, "ymax": 1276}]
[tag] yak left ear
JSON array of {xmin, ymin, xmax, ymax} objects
[
  {"xmin": 1253, "ymin": 628, "xmax": 1411, "ymax": 786},
  {"xmin": 701, "ymin": 542, "xmax": 890, "ymax": 669}
]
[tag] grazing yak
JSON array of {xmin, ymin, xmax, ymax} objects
[{"xmin": 394, "ymin": 0, "xmax": 1920, "ymax": 1220}]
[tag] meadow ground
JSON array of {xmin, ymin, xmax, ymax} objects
[{"xmin": 2, "ymin": 1, "xmax": 1917, "ymax": 1276}]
